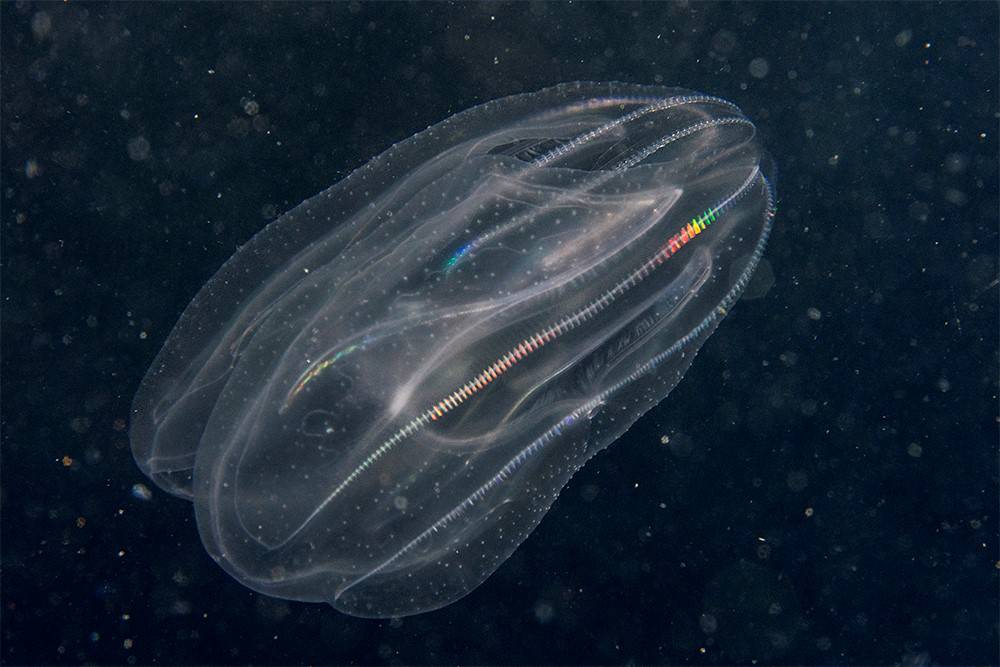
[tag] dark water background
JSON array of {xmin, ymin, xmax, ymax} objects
[{"xmin": 2, "ymin": 2, "xmax": 997, "ymax": 665}]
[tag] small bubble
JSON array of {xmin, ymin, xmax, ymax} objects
[
  {"xmin": 806, "ymin": 307, "xmax": 822, "ymax": 321},
  {"xmin": 907, "ymin": 442, "xmax": 923, "ymax": 458},
  {"xmin": 533, "ymin": 600, "xmax": 554, "ymax": 623},
  {"xmin": 171, "ymin": 600, "xmax": 192, "ymax": 615},
  {"xmin": 393, "ymin": 495, "xmax": 408, "ymax": 510},
  {"xmin": 944, "ymin": 189, "xmax": 968, "ymax": 206},
  {"xmin": 131, "ymin": 483, "xmax": 153, "ymax": 501},
  {"xmin": 748, "ymin": 57, "xmax": 770, "ymax": 79},
  {"xmin": 31, "ymin": 11, "xmax": 52, "ymax": 41},
  {"xmin": 894, "ymin": 29, "xmax": 913, "ymax": 47},
  {"xmin": 127, "ymin": 136, "xmax": 151, "ymax": 162},
  {"xmin": 70, "ymin": 417, "xmax": 92, "ymax": 434},
  {"xmin": 787, "ymin": 470, "xmax": 809, "ymax": 492},
  {"xmin": 711, "ymin": 30, "xmax": 737, "ymax": 55}
]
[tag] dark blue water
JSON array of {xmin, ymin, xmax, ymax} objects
[{"xmin": 3, "ymin": 3, "xmax": 996, "ymax": 664}]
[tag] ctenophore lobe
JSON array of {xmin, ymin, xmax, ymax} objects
[{"xmin": 130, "ymin": 82, "xmax": 775, "ymax": 617}]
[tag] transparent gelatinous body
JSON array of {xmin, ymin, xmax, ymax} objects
[{"xmin": 130, "ymin": 82, "xmax": 775, "ymax": 617}]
